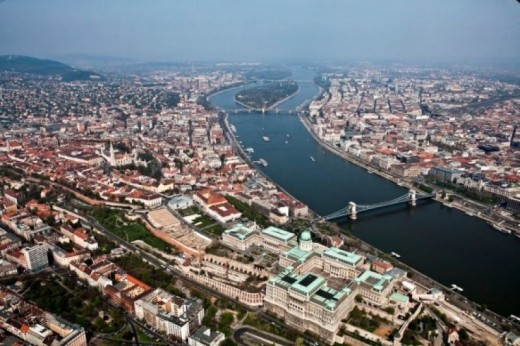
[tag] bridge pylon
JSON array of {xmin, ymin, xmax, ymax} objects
[
  {"xmin": 348, "ymin": 202, "xmax": 357, "ymax": 220},
  {"xmin": 408, "ymin": 189, "xmax": 416, "ymax": 206}
]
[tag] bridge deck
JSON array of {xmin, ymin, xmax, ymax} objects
[{"xmin": 323, "ymin": 193, "xmax": 433, "ymax": 221}]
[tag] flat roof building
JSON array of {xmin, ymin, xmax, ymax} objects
[
  {"xmin": 260, "ymin": 226, "xmax": 296, "ymax": 253},
  {"xmin": 221, "ymin": 224, "xmax": 260, "ymax": 251},
  {"xmin": 265, "ymin": 271, "xmax": 355, "ymax": 344},
  {"xmin": 135, "ymin": 288, "xmax": 204, "ymax": 341},
  {"xmin": 188, "ymin": 326, "xmax": 225, "ymax": 346},
  {"xmin": 353, "ymin": 270, "xmax": 394, "ymax": 306}
]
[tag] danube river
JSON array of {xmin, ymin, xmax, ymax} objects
[{"xmin": 209, "ymin": 67, "xmax": 520, "ymax": 317}]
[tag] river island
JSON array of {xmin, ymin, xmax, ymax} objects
[{"xmin": 235, "ymin": 80, "xmax": 299, "ymax": 111}]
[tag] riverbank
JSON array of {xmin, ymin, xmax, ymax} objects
[
  {"xmin": 220, "ymin": 112, "xmax": 318, "ymax": 221},
  {"xmin": 296, "ymin": 112, "xmax": 512, "ymax": 328},
  {"xmin": 298, "ymin": 113, "xmax": 520, "ymax": 237},
  {"xmin": 210, "ymin": 66, "xmax": 519, "ymax": 321},
  {"xmin": 222, "ymin": 109, "xmax": 507, "ymax": 337},
  {"xmin": 206, "ymin": 81, "xmax": 248, "ymax": 99}
]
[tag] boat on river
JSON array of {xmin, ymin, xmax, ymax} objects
[
  {"xmin": 451, "ymin": 284, "xmax": 464, "ymax": 292},
  {"xmin": 262, "ymin": 136, "xmax": 270, "ymax": 142},
  {"xmin": 488, "ymin": 221, "xmax": 512, "ymax": 234}
]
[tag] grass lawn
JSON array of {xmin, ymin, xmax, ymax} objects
[
  {"xmin": 178, "ymin": 205, "xmax": 201, "ymax": 217},
  {"xmin": 204, "ymin": 223, "xmax": 226, "ymax": 236},
  {"xmin": 136, "ymin": 325, "xmax": 157, "ymax": 343},
  {"xmin": 90, "ymin": 207, "xmax": 172, "ymax": 252},
  {"xmin": 193, "ymin": 214, "xmax": 216, "ymax": 227}
]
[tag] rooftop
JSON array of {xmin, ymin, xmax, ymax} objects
[
  {"xmin": 283, "ymin": 245, "xmax": 314, "ymax": 262},
  {"xmin": 168, "ymin": 195, "xmax": 193, "ymax": 205},
  {"xmin": 300, "ymin": 230, "xmax": 311, "ymax": 241},
  {"xmin": 190, "ymin": 326, "xmax": 224, "ymax": 344},
  {"xmin": 223, "ymin": 224, "xmax": 255, "ymax": 240},
  {"xmin": 354, "ymin": 270, "xmax": 392, "ymax": 293},
  {"xmin": 323, "ymin": 247, "xmax": 362, "ymax": 267},
  {"xmin": 262, "ymin": 226, "xmax": 295, "ymax": 243},
  {"xmin": 289, "ymin": 273, "xmax": 325, "ymax": 296},
  {"xmin": 389, "ymin": 292, "xmax": 409, "ymax": 304},
  {"xmin": 270, "ymin": 271, "xmax": 352, "ymax": 310}
]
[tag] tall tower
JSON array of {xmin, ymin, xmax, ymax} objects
[
  {"xmin": 511, "ymin": 125, "xmax": 520, "ymax": 148},
  {"xmin": 109, "ymin": 142, "xmax": 115, "ymax": 163}
]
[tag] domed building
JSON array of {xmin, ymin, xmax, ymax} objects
[{"xmin": 299, "ymin": 230, "xmax": 313, "ymax": 252}]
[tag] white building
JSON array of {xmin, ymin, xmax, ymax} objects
[
  {"xmin": 353, "ymin": 270, "xmax": 394, "ymax": 306},
  {"xmin": 188, "ymin": 326, "xmax": 224, "ymax": 346},
  {"xmin": 265, "ymin": 270, "xmax": 355, "ymax": 344},
  {"xmin": 221, "ymin": 224, "xmax": 261, "ymax": 251},
  {"xmin": 168, "ymin": 195, "xmax": 194, "ymax": 210},
  {"xmin": 22, "ymin": 244, "xmax": 48, "ymax": 272},
  {"xmin": 135, "ymin": 288, "xmax": 204, "ymax": 341}
]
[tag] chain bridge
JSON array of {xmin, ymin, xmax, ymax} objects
[{"xmin": 322, "ymin": 189, "xmax": 433, "ymax": 221}]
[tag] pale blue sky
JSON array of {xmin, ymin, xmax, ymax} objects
[{"xmin": 0, "ymin": 0, "xmax": 519, "ymax": 63}]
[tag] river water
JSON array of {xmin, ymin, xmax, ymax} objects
[{"xmin": 209, "ymin": 67, "xmax": 520, "ymax": 317}]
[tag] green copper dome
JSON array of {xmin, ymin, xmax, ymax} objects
[{"xmin": 300, "ymin": 230, "xmax": 311, "ymax": 241}]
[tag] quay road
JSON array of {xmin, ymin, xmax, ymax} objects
[
  {"xmin": 299, "ymin": 113, "xmax": 520, "ymax": 233},
  {"xmin": 233, "ymin": 326, "xmax": 293, "ymax": 346}
]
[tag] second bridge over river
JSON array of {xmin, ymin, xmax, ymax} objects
[{"xmin": 321, "ymin": 189, "xmax": 434, "ymax": 221}]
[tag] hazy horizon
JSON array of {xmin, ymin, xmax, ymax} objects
[{"xmin": 1, "ymin": 0, "xmax": 519, "ymax": 65}]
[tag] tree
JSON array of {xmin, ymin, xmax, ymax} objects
[
  {"xmin": 220, "ymin": 339, "xmax": 237, "ymax": 346},
  {"xmin": 384, "ymin": 306, "xmax": 395, "ymax": 315}
]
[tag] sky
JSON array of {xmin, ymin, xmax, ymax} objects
[{"xmin": 0, "ymin": 0, "xmax": 519, "ymax": 64}]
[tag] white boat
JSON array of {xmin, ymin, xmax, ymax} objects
[
  {"xmin": 230, "ymin": 124, "xmax": 237, "ymax": 133},
  {"xmin": 451, "ymin": 284, "xmax": 464, "ymax": 292},
  {"xmin": 488, "ymin": 221, "xmax": 512, "ymax": 234},
  {"xmin": 245, "ymin": 147, "xmax": 254, "ymax": 154},
  {"xmin": 285, "ymin": 141, "xmax": 288, "ymax": 144},
  {"xmin": 310, "ymin": 156, "xmax": 315, "ymax": 162},
  {"xmin": 258, "ymin": 158, "xmax": 268, "ymax": 167},
  {"xmin": 287, "ymin": 133, "xmax": 290, "ymax": 138},
  {"xmin": 391, "ymin": 252, "xmax": 401, "ymax": 258},
  {"xmin": 262, "ymin": 136, "xmax": 270, "ymax": 142}
]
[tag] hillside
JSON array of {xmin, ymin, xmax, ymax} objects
[{"xmin": 0, "ymin": 55, "xmax": 102, "ymax": 81}]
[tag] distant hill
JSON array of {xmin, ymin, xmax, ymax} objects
[{"xmin": 0, "ymin": 55, "xmax": 102, "ymax": 81}]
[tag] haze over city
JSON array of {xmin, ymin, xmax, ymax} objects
[
  {"xmin": 1, "ymin": 0, "xmax": 519, "ymax": 64},
  {"xmin": 1, "ymin": 1, "xmax": 520, "ymax": 346}
]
